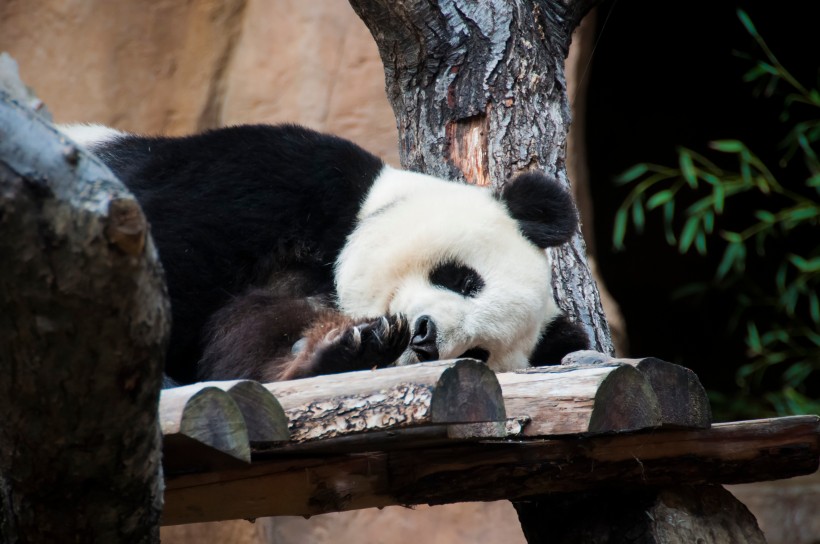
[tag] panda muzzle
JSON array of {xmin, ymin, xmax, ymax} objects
[{"xmin": 410, "ymin": 315, "xmax": 439, "ymax": 362}]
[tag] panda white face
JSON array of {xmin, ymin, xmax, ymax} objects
[{"xmin": 334, "ymin": 167, "xmax": 560, "ymax": 372}]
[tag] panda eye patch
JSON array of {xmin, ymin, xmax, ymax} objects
[{"xmin": 429, "ymin": 261, "xmax": 484, "ymax": 297}]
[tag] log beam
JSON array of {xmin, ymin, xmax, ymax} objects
[{"xmin": 162, "ymin": 416, "xmax": 820, "ymax": 525}]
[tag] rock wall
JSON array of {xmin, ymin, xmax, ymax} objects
[{"xmin": 0, "ymin": 0, "xmax": 401, "ymax": 164}]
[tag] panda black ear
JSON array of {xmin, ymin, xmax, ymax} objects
[{"xmin": 498, "ymin": 172, "xmax": 578, "ymax": 248}]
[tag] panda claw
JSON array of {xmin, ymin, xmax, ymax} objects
[{"xmin": 309, "ymin": 314, "xmax": 410, "ymax": 375}]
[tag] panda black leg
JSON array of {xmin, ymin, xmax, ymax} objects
[
  {"xmin": 529, "ymin": 314, "xmax": 591, "ymax": 366},
  {"xmin": 308, "ymin": 314, "xmax": 410, "ymax": 376}
]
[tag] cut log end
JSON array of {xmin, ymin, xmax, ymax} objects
[
  {"xmin": 588, "ymin": 364, "xmax": 662, "ymax": 433},
  {"xmin": 161, "ymin": 387, "xmax": 250, "ymax": 473},
  {"xmin": 105, "ymin": 197, "xmax": 146, "ymax": 256},
  {"xmin": 635, "ymin": 357, "xmax": 712, "ymax": 429},
  {"xmin": 224, "ymin": 380, "xmax": 290, "ymax": 445},
  {"xmin": 430, "ymin": 359, "xmax": 506, "ymax": 424}
]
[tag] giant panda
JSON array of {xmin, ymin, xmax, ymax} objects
[{"xmin": 60, "ymin": 123, "xmax": 589, "ymax": 385}]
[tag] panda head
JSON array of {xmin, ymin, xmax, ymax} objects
[{"xmin": 334, "ymin": 166, "xmax": 578, "ymax": 372}]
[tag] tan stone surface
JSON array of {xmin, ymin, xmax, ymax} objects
[
  {"xmin": 728, "ymin": 470, "xmax": 820, "ymax": 544},
  {"xmin": 162, "ymin": 501, "xmax": 527, "ymax": 544},
  {"xmin": 220, "ymin": 1, "xmax": 399, "ymax": 164},
  {"xmin": 0, "ymin": 0, "xmax": 399, "ymax": 163}
]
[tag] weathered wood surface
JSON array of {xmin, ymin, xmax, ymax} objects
[
  {"xmin": 498, "ymin": 363, "xmax": 662, "ymax": 437},
  {"xmin": 515, "ymin": 485, "xmax": 766, "ymax": 544},
  {"xmin": 0, "ymin": 87, "xmax": 168, "ymax": 542},
  {"xmin": 162, "ymin": 416, "xmax": 820, "ymax": 525},
  {"xmin": 263, "ymin": 359, "xmax": 506, "ymax": 445}
]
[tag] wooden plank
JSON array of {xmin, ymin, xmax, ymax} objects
[
  {"xmin": 162, "ymin": 416, "xmax": 820, "ymax": 525},
  {"xmin": 496, "ymin": 363, "xmax": 662, "ymax": 436},
  {"xmin": 263, "ymin": 359, "xmax": 506, "ymax": 445}
]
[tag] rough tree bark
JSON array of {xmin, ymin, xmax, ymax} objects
[
  {"xmin": 348, "ymin": 0, "xmax": 610, "ymax": 354},
  {"xmin": 348, "ymin": 1, "xmax": 766, "ymax": 542},
  {"xmin": 0, "ymin": 73, "xmax": 169, "ymax": 541}
]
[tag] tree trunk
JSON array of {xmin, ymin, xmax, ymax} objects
[
  {"xmin": 0, "ymin": 81, "xmax": 169, "ymax": 541},
  {"xmin": 348, "ymin": 0, "xmax": 611, "ymax": 353}
]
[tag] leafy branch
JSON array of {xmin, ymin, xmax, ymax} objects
[{"xmin": 612, "ymin": 10, "xmax": 820, "ymax": 418}]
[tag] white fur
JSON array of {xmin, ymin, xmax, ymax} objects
[
  {"xmin": 59, "ymin": 123, "xmax": 126, "ymax": 149},
  {"xmin": 335, "ymin": 166, "xmax": 557, "ymax": 372}
]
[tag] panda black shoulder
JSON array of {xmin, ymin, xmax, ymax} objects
[{"xmin": 62, "ymin": 123, "xmax": 388, "ymax": 384}]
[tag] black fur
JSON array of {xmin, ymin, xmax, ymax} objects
[
  {"xmin": 96, "ymin": 124, "xmax": 384, "ymax": 383},
  {"xmin": 499, "ymin": 173, "xmax": 578, "ymax": 248},
  {"xmin": 529, "ymin": 314, "xmax": 590, "ymax": 365},
  {"xmin": 305, "ymin": 314, "xmax": 411, "ymax": 378}
]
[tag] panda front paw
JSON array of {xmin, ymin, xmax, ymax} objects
[{"xmin": 312, "ymin": 314, "xmax": 410, "ymax": 375}]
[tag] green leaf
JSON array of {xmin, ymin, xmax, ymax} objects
[
  {"xmin": 782, "ymin": 286, "xmax": 799, "ymax": 316},
  {"xmin": 679, "ymin": 151, "xmax": 697, "ymax": 188},
  {"xmin": 788, "ymin": 254, "xmax": 820, "ymax": 272},
  {"xmin": 810, "ymin": 291, "xmax": 820, "ymax": 324},
  {"xmin": 742, "ymin": 64, "xmax": 772, "ymax": 83},
  {"xmin": 737, "ymin": 362, "xmax": 757, "ymax": 380},
  {"xmin": 789, "ymin": 206, "xmax": 820, "ymax": 221},
  {"xmin": 663, "ymin": 200, "xmax": 675, "ymax": 222},
  {"xmin": 710, "ymin": 140, "xmax": 745, "ymax": 153},
  {"xmin": 807, "ymin": 328, "xmax": 820, "ymax": 347},
  {"xmin": 737, "ymin": 9, "xmax": 758, "ymax": 36},
  {"xmin": 632, "ymin": 201, "xmax": 645, "ymax": 233},
  {"xmin": 746, "ymin": 321, "xmax": 762, "ymax": 353},
  {"xmin": 808, "ymin": 174, "xmax": 820, "ymax": 188},
  {"xmin": 775, "ymin": 261, "xmax": 788, "ymax": 292},
  {"xmin": 663, "ymin": 200, "xmax": 676, "ymax": 245},
  {"xmin": 783, "ymin": 363, "xmax": 812, "ymax": 388},
  {"xmin": 613, "ymin": 208, "xmax": 628, "ymax": 250},
  {"xmin": 687, "ymin": 198, "xmax": 715, "ymax": 214},
  {"xmin": 647, "ymin": 190, "xmax": 674, "ymax": 210},
  {"xmin": 702, "ymin": 172, "xmax": 722, "ymax": 186},
  {"xmin": 740, "ymin": 160, "xmax": 753, "ymax": 187},
  {"xmin": 703, "ymin": 210, "xmax": 715, "ymax": 234},
  {"xmin": 713, "ymin": 183, "xmax": 725, "ymax": 213},
  {"xmin": 755, "ymin": 210, "xmax": 776, "ymax": 222},
  {"xmin": 679, "ymin": 216, "xmax": 700, "ymax": 253},
  {"xmin": 616, "ymin": 164, "xmax": 649, "ymax": 185},
  {"xmin": 722, "ymin": 231, "xmax": 743, "ymax": 243},
  {"xmin": 695, "ymin": 231, "xmax": 707, "ymax": 255},
  {"xmin": 716, "ymin": 243, "xmax": 744, "ymax": 279}
]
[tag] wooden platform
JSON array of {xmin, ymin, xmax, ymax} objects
[{"xmin": 158, "ymin": 358, "xmax": 820, "ymax": 527}]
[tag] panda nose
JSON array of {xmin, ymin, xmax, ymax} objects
[{"xmin": 410, "ymin": 315, "xmax": 439, "ymax": 362}]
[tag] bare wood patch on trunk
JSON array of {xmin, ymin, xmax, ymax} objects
[{"xmin": 447, "ymin": 113, "xmax": 490, "ymax": 186}]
